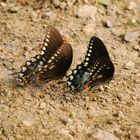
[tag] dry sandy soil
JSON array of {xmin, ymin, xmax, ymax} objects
[{"xmin": 0, "ymin": 0, "xmax": 140, "ymax": 140}]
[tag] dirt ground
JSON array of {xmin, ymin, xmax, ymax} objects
[{"xmin": 0, "ymin": 0, "xmax": 140, "ymax": 140}]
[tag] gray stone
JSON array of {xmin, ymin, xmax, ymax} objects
[
  {"xmin": 59, "ymin": 2, "xmax": 67, "ymax": 10},
  {"xmin": 106, "ymin": 20, "xmax": 113, "ymax": 28},
  {"xmin": 124, "ymin": 61, "xmax": 135, "ymax": 70},
  {"xmin": 126, "ymin": 1, "xmax": 137, "ymax": 10},
  {"xmin": 77, "ymin": 4, "xmax": 96, "ymax": 20},
  {"xmin": 94, "ymin": 129, "xmax": 120, "ymax": 140},
  {"xmin": 124, "ymin": 31, "xmax": 139, "ymax": 42},
  {"xmin": 52, "ymin": 0, "xmax": 60, "ymax": 7},
  {"xmin": 8, "ymin": 6, "xmax": 18, "ymax": 13}
]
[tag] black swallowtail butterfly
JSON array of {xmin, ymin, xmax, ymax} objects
[
  {"xmin": 17, "ymin": 26, "xmax": 73, "ymax": 85},
  {"xmin": 66, "ymin": 36, "xmax": 115, "ymax": 91}
]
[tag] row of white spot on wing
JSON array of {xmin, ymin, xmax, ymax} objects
[
  {"xmin": 66, "ymin": 64, "xmax": 83, "ymax": 90},
  {"xmin": 66, "ymin": 81, "xmax": 75, "ymax": 90},
  {"xmin": 47, "ymin": 47, "xmax": 62, "ymax": 64},
  {"xmin": 40, "ymin": 31, "xmax": 50, "ymax": 55},
  {"xmin": 67, "ymin": 65, "xmax": 82, "ymax": 84},
  {"xmin": 18, "ymin": 56, "xmax": 38, "ymax": 79},
  {"xmin": 83, "ymin": 42, "xmax": 93, "ymax": 67}
]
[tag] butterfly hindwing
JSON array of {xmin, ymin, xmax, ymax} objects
[
  {"xmin": 35, "ymin": 43, "xmax": 73, "ymax": 82},
  {"xmin": 66, "ymin": 36, "xmax": 114, "ymax": 91},
  {"xmin": 66, "ymin": 63, "xmax": 92, "ymax": 91},
  {"xmin": 18, "ymin": 54, "xmax": 45, "ymax": 85}
]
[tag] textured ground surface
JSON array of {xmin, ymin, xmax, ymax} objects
[{"xmin": 0, "ymin": 0, "xmax": 140, "ymax": 140}]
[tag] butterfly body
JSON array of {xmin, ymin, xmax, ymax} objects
[{"xmin": 66, "ymin": 36, "xmax": 114, "ymax": 91}]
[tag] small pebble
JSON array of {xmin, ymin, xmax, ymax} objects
[
  {"xmin": 67, "ymin": 0, "xmax": 76, "ymax": 8},
  {"xmin": 124, "ymin": 31, "xmax": 139, "ymax": 42},
  {"xmin": 105, "ymin": 20, "xmax": 113, "ymax": 28},
  {"xmin": 69, "ymin": 112, "xmax": 77, "ymax": 119},
  {"xmin": 133, "ymin": 45, "xmax": 140, "ymax": 52},
  {"xmin": 42, "ymin": 11, "xmax": 56, "ymax": 20},
  {"xmin": 8, "ymin": 6, "xmax": 18, "ymax": 13},
  {"xmin": 124, "ymin": 61, "xmax": 135, "ymax": 70},
  {"xmin": 94, "ymin": 129, "xmax": 119, "ymax": 140},
  {"xmin": 0, "ymin": 2, "xmax": 7, "ymax": 8},
  {"xmin": 126, "ymin": 1, "xmax": 137, "ymax": 10},
  {"xmin": 129, "ymin": 18, "xmax": 138, "ymax": 26},
  {"xmin": 22, "ymin": 118, "xmax": 34, "ymax": 126},
  {"xmin": 77, "ymin": 4, "xmax": 96, "ymax": 20},
  {"xmin": 59, "ymin": 2, "xmax": 67, "ymax": 10},
  {"xmin": 40, "ymin": 102, "xmax": 46, "ymax": 109},
  {"xmin": 52, "ymin": 0, "xmax": 60, "ymax": 7},
  {"xmin": 99, "ymin": 85, "xmax": 105, "ymax": 92}
]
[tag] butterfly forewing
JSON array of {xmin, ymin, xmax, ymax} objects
[
  {"xmin": 66, "ymin": 36, "xmax": 114, "ymax": 91},
  {"xmin": 85, "ymin": 57, "xmax": 114, "ymax": 89},
  {"xmin": 40, "ymin": 25, "xmax": 63, "ymax": 59}
]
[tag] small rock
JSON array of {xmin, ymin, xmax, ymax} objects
[
  {"xmin": 0, "ymin": 2, "xmax": 7, "ymax": 8},
  {"xmin": 129, "ymin": 18, "xmax": 139, "ymax": 26},
  {"xmin": 69, "ymin": 112, "xmax": 77, "ymax": 119},
  {"xmin": 40, "ymin": 102, "xmax": 46, "ymax": 109},
  {"xmin": 126, "ymin": 1, "xmax": 137, "ymax": 10},
  {"xmin": 67, "ymin": 0, "xmax": 76, "ymax": 8},
  {"xmin": 124, "ymin": 61, "xmax": 135, "ymax": 70},
  {"xmin": 41, "ymin": 11, "xmax": 56, "ymax": 20},
  {"xmin": 77, "ymin": 4, "xmax": 96, "ymax": 20},
  {"xmin": 133, "ymin": 45, "xmax": 140, "ymax": 52},
  {"xmin": 61, "ymin": 119, "xmax": 68, "ymax": 125},
  {"xmin": 105, "ymin": 20, "xmax": 113, "ymax": 28},
  {"xmin": 52, "ymin": 0, "xmax": 60, "ymax": 7},
  {"xmin": 124, "ymin": 31, "xmax": 139, "ymax": 42},
  {"xmin": 59, "ymin": 2, "xmax": 67, "ymax": 10},
  {"xmin": 99, "ymin": 85, "xmax": 105, "ymax": 92},
  {"xmin": 94, "ymin": 129, "xmax": 119, "ymax": 140},
  {"xmin": 8, "ymin": 6, "xmax": 19, "ymax": 13},
  {"xmin": 83, "ymin": 24, "xmax": 95, "ymax": 35},
  {"xmin": 22, "ymin": 118, "xmax": 34, "ymax": 127},
  {"xmin": 42, "ymin": 1, "xmax": 48, "ymax": 9}
]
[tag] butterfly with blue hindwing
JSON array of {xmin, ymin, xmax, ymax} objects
[{"xmin": 66, "ymin": 36, "xmax": 115, "ymax": 91}]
